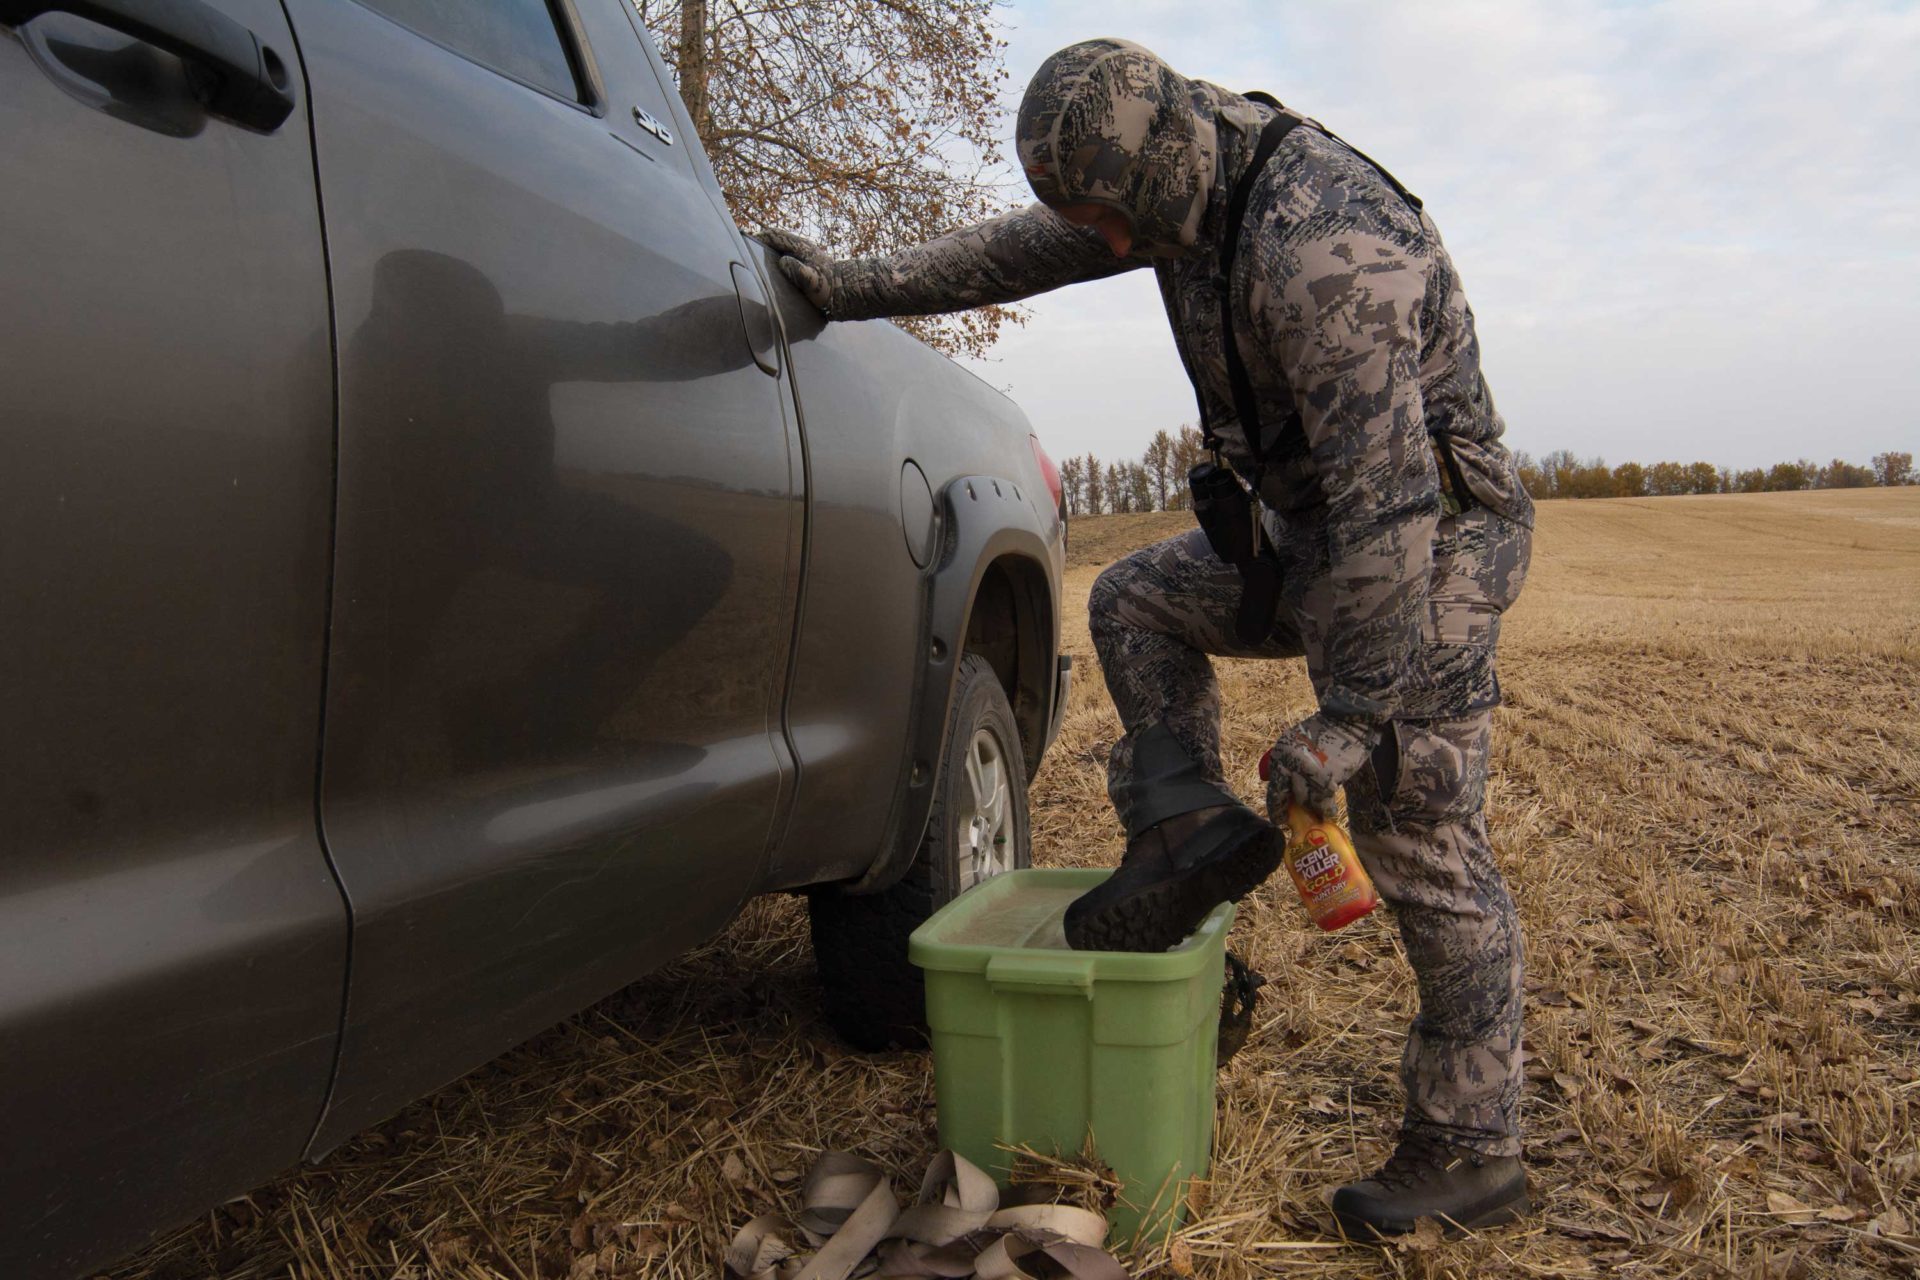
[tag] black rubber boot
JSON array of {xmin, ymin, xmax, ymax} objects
[
  {"xmin": 1063, "ymin": 804, "xmax": 1283, "ymax": 952},
  {"xmin": 1331, "ymin": 1133, "xmax": 1531, "ymax": 1239}
]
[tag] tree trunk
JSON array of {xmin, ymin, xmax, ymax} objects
[{"xmin": 675, "ymin": 0, "xmax": 712, "ymax": 145}]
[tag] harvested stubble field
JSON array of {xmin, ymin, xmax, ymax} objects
[{"xmin": 114, "ymin": 487, "xmax": 1919, "ymax": 1280}]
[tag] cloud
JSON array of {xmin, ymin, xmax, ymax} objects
[{"xmin": 964, "ymin": 0, "xmax": 1920, "ymax": 469}]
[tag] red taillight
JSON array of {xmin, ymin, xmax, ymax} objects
[{"xmin": 1030, "ymin": 434, "xmax": 1063, "ymax": 514}]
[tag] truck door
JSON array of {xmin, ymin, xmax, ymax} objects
[
  {"xmin": 283, "ymin": 0, "xmax": 802, "ymax": 1150},
  {"xmin": 0, "ymin": 1, "xmax": 344, "ymax": 1273}
]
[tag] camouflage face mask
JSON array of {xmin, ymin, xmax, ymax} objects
[{"xmin": 1015, "ymin": 38, "xmax": 1218, "ymax": 253}]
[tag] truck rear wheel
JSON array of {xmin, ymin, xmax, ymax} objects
[{"xmin": 809, "ymin": 652, "xmax": 1031, "ymax": 1050}]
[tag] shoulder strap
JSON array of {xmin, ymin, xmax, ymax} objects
[
  {"xmin": 1247, "ymin": 90, "xmax": 1424, "ymax": 213},
  {"xmin": 1330, "ymin": 133, "xmax": 1423, "ymax": 213},
  {"xmin": 1200, "ymin": 96, "xmax": 1424, "ymax": 482},
  {"xmin": 1207, "ymin": 95, "xmax": 1425, "ymax": 478},
  {"xmin": 1209, "ymin": 108, "xmax": 1302, "ymax": 467}
]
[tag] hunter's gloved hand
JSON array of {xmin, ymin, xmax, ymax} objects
[
  {"xmin": 759, "ymin": 228, "xmax": 841, "ymax": 315},
  {"xmin": 1264, "ymin": 713, "xmax": 1379, "ymax": 819}
]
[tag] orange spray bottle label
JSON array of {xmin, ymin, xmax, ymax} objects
[
  {"xmin": 1260, "ymin": 751, "xmax": 1382, "ymax": 931},
  {"xmin": 1281, "ymin": 804, "xmax": 1380, "ymax": 931}
]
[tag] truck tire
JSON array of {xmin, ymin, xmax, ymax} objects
[{"xmin": 809, "ymin": 652, "xmax": 1032, "ymax": 1051}]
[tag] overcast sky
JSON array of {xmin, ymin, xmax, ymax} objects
[{"xmin": 955, "ymin": 0, "xmax": 1920, "ymax": 471}]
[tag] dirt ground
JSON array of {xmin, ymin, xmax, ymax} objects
[{"xmin": 113, "ymin": 488, "xmax": 1920, "ymax": 1279}]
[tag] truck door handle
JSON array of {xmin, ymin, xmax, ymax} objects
[
  {"xmin": 0, "ymin": 0, "xmax": 295, "ymax": 131},
  {"xmin": 730, "ymin": 261, "xmax": 780, "ymax": 377}
]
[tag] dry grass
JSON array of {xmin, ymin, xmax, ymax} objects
[{"xmin": 113, "ymin": 488, "xmax": 1920, "ymax": 1279}]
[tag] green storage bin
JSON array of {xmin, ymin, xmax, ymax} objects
[{"xmin": 908, "ymin": 868, "xmax": 1231, "ymax": 1244}]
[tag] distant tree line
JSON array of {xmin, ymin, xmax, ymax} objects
[
  {"xmin": 1512, "ymin": 450, "xmax": 1914, "ymax": 499},
  {"xmin": 1057, "ymin": 433, "xmax": 1915, "ymax": 515},
  {"xmin": 1058, "ymin": 427, "xmax": 1210, "ymax": 516}
]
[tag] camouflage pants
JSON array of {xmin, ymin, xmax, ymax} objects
[{"xmin": 1087, "ymin": 525, "xmax": 1526, "ymax": 1156}]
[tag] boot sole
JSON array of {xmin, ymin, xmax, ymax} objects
[
  {"xmin": 1331, "ymin": 1187, "xmax": 1532, "ymax": 1241},
  {"xmin": 1064, "ymin": 824, "xmax": 1283, "ymax": 953}
]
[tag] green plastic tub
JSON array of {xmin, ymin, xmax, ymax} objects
[{"xmin": 908, "ymin": 868, "xmax": 1231, "ymax": 1243}]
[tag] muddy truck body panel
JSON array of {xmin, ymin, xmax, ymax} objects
[
  {"xmin": 758, "ymin": 281, "xmax": 1067, "ymax": 893},
  {"xmin": 0, "ymin": 0, "xmax": 1063, "ymax": 1274},
  {"xmin": 0, "ymin": 0, "xmax": 347, "ymax": 1270},
  {"xmin": 284, "ymin": 0, "xmax": 804, "ymax": 1156}
]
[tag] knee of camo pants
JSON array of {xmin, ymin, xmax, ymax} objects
[
  {"xmin": 1346, "ymin": 713, "xmax": 1525, "ymax": 1156},
  {"xmin": 1091, "ymin": 528, "xmax": 1302, "ymax": 663},
  {"xmin": 1086, "ymin": 556, "xmax": 1132, "ymax": 651},
  {"xmin": 1087, "ymin": 534, "xmax": 1248, "ymax": 835}
]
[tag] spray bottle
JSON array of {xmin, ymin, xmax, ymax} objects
[{"xmin": 1259, "ymin": 751, "xmax": 1381, "ymax": 931}]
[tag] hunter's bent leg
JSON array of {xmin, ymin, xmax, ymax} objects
[
  {"xmin": 1345, "ymin": 711, "xmax": 1524, "ymax": 1157},
  {"xmin": 1090, "ymin": 528, "xmax": 1304, "ymax": 835}
]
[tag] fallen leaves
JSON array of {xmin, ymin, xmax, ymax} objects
[
  {"xmin": 1765, "ymin": 1191, "xmax": 1814, "ymax": 1222},
  {"xmin": 1396, "ymin": 1217, "xmax": 1446, "ymax": 1253},
  {"xmin": 1866, "ymin": 1206, "xmax": 1910, "ymax": 1238},
  {"xmin": 1764, "ymin": 1192, "xmax": 1869, "ymax": 1229}
]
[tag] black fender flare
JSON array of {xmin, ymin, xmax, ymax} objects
[{"xmin": 843, "ymin": 474, "xmax": 1059, "ymax": 895}]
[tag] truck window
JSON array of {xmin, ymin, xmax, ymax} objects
[{"xmin": 352, "ymin": 0, "xmax": 584, "ymax": 102}]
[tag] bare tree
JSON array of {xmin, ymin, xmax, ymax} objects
[
  {"xmin": 1538, "ymin": 449, "xmax": 1579, "ymax": 499},
  {"xmin": 1081, "ymin": 452, "xmax": 1104, "ymax": 515},
  {"xmin": 1143, "ymin": 430, "xmax": 1175, "ymax": 511},
  {"xmin": 1058, "ymin": 455, "xmax": 1085, "ymax": 516},
  {"xmin": 1168, "ymin": 426, "xmax": 1206, "ymax": 508},
  {"xmin": 639, "ymin": 0, "xmax": 1017, "ymax": 358},
  {"xmin": 1126, "ymin": 461, "xmax": 1154, "ymax": 513}
]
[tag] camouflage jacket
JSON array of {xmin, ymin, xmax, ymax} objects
[{"xmin": 822, "ymin": 83, "xmax": 1533, "ymax": 725}]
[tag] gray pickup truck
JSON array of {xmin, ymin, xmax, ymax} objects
[{"xmin": 0, "ymin": 0, "xmax": 1068, "ymax": 1272}]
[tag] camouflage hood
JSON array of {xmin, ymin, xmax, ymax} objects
[{"xmin": 1015, "ymin": 39, "xmax": 1220, "ymax": 253}]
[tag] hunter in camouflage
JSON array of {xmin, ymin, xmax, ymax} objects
[{"xmin": 765, "ymin": 37, "xmax": 1536, "ymax": 1236}]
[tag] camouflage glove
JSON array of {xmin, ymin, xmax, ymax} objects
[
  {"xmin": 759, "ymin": 228, "xmax": 843, "ymax": 316},
  {"xmin": 1264, "ymin": 712, "xmax": 1379, "ymax": 819}
]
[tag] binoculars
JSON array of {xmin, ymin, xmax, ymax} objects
[{"xmin": 1188, "ymin": 461, "xmax": 1282, "ymax": 646}]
